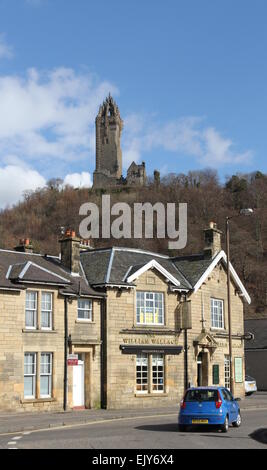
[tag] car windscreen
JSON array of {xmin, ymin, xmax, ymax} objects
[
  {"xmin": 245, "ymin": 376, "xmax": 254, "ymax": 381},
  {"xmin": 185, "ymin": 389, "xmax": 218, "ymax": 402}
]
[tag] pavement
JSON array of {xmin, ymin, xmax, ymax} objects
[{"xmin": 0, "ymin": 391, "xmax": 267, "ymax": 436}]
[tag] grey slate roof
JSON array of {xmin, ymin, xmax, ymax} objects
[
  {"xmin": 80, "ymin": 247, "xmax": 213, "ymax": 291},
  {"xmin": 172, "ymin": 255, "xmax": 212, "ymax": 287},
  {"xmin": 244, "ymin": 319, "xmax": 267, "ymax": 350},
  {"xmin": 0, "ymin": 249, "xmax": 103, "ymax": 298}
]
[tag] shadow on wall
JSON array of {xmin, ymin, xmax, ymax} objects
[{"xmin": 250, "ymin": 428, "xmax": 267, "ymax": 445}]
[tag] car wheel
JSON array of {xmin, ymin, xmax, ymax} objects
[
  {"xmin": 221, "ymin": 415, "xmax": 229, "ymax": 433},
  {"xmin": 233, "ymin": 412, "xmax": 241, "ymax": 428},
  {"xmin": 178, "ymin": 424, "xmax": 188, "ymax": 432},
  {"xmin": 246, "ymin": 392, "xmax": 253, "ymax": 396}
]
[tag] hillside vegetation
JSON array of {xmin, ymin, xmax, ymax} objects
[{"xmin": 0, "ymin": 170, "xmax": 266, "ymax": 319}]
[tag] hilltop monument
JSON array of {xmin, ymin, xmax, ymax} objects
[{"xmin": 93, "ymin": 94, "xmax": 147, "ymax": 188}]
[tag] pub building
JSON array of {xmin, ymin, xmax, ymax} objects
[
  {"xmin": 80, "ymin": 222, "xmax": 250, "ymax": 408},
  {"xmin": 0, "ymin": 223, "xmax": 250, "ymax": 412}
]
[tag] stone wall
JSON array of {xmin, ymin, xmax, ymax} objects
[
  {"xmin": 0, "ymin": 287, "xmax": 102, "ymax": 412},
  {"xmin": 105, "ymin": 264, "xmax": 246, "ymax": 409}
]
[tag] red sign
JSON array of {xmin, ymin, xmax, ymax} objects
[
  {"xmin": 68, "ymin": 359, "xmax": 78, "ymax": 366},
  {"xmin": 67, "ymin": 354, "xmax": 79, "ymax": 366}
]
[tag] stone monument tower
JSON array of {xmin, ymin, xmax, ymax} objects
[{"xmin": 93, "ymin": 94, "xmax": 124, "ymax": 188}]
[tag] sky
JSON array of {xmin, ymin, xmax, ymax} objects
[{"xmin": 0, "ymin": 0, "xmax": 266, "ymax": 207}]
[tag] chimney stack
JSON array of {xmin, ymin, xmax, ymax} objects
[
  {"xmin": 59, "ymin": 229, "xmax": 80, "ymax": 274},
  {"xmin": 15, "ymin": 238, "xmax": 34, "ymax": 254},
  {"xmin": 203, "ymin": 222, "xmax": 222, "ymax": 259}
]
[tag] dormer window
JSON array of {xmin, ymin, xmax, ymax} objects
[{"xmin": 136, "ymin": 292, "xmax": 164, "ymax": 325}]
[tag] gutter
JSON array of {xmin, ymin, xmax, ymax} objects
[{"xmin": 100, "ymin": 297, "xmax": 107, "ymax": 409}]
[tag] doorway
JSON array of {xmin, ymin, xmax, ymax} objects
[
  {"xmin": 197, "ymin": 352, "xmax": 209, "ymax": 386},
  {"xmin": 73, "ymin": 354, "xmax": 85, "ymax": 408},
  {"xmin": 197, "ymin": 353, "xmax": 203, "ymax": 386}
]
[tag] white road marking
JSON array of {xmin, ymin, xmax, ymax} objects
[
  {"xmin": 8, "ymin": 441, "xmax": 16, "ymax": 445},
  {"xmin": 12, "ymin": 436, "xmax": 22, "ymax": 440}
]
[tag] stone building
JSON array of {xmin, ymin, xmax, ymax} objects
[
  {"xmin": 80, "ymin": 222, "xmax": 250, "ymax": 408},
  {"xmin": 0, "ymin": 223, "xmax": 251, "ymax": 412},
  {"xmin": 93, "ymin": 94, "xmax": 148, "ymax": 188},
  {"xmin": 0, "ymin": 233, "xmax": 104, "ymax": 412}
]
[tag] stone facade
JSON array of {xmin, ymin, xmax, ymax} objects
[
  {"xmin": 103, "ymin": 264, "xmax": 245, "ymax": 409},
  {"xmin": 0, "ymin": 224, "xmax": 249, "ymax": 412},
  {"xmin": 0, "ymin": 285, "xmax": 102, "ymax": 412}
]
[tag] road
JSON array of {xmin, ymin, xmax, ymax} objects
[{"xmin": 0, "ymin": 409, "xmax": 266, "ymax": 449}]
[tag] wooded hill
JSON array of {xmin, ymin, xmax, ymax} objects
[{"xmin": 0, "ymin": 169, "xmax": 266, "ymax": 319}]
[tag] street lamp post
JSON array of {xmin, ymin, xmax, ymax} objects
[{"xmin": 225, "ymin": 208, "xmax": 253, "ymax": 396}]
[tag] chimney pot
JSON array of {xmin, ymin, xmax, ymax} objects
[
  {"xmin": 15, "ymin": 238, "xmax": 33, "ymax": 253},
  {"xmin": 204, "ymin": 222, "xmax": 222, "ymax": 259}
]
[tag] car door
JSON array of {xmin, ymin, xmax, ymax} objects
[{"xmin": 224, "ymin": 389, "xmax": 238, "ymax": 422}]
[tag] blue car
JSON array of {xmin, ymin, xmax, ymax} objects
[{"xmin": 178, "ymin": 386, "xmax": 241, "ymax": 432}]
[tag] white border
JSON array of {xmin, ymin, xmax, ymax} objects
[
  {"xmin": 127, "ymin": 259, "xmax": 180, "ymax": 287},
  {"xmin": 193, "ymin": 250, "xmax": 251, "ymax": 304}
]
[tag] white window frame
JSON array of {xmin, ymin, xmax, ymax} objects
[
  {"xmin": 224, "ymin": 355, "xmax": 230, "ymax": 390},
  {"xmin": 40, "ymin": 353, "xmax": 52, "ymax": 398},
  {"xmin": 25, "ymin": 291, "xmax": 37, "ymax": 330},
  {"xmin": 136, "ymin": 291, "xmax": 164, "ymax": 326},
  {"xmin": 136, "ymin": 353, "xmax": 165, "ymax": 394},
  {"xmin": 24, "ymin": 353, "xmax": 36, "ymax": 399},
  {"xmin": 136, "ymin": 354, "xmax": 149, "ymax": 394},
  {"xmin": 77, "ymin": 298, "xmax": 93, "ymax": 321},
  {"xmin": 210, "ymin": 298, "xmax": 224, "ymax": 329},
  {"xmin": 41, "ymin": 292, "xmax": 53, "ymax": 330},
  {"xmin": 152, "ymin": 354, "xmax": 164, "ymax": 393}
]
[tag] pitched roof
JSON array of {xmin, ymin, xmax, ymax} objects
[
  {"xmin": 0, "ymin": 249, "xmax": 103, "ymax": 298},
  {"xmin": 80, "ymin": 247, "xmax": 251, "ymax": 304},
  {"xmin": 244, "ymin": 319, "xmax": 267, "ymax": 350},
  {"xmin": 81, "ymin": 247, "xmax": 191, "ymax": 290}
]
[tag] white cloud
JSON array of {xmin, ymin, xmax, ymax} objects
[
  {"xmin": 0, "ymin": 34, "xmax": 13, "ymax": 60},
  {"xmin": 63, "ymin": 172, "xmax": 92, "ymax": 189},
  {"xmin": 0, "ymin": 165, "xmax": 46, "ymax": 209},
  {"xmin": 0, "ymin": 67, "xmax": 118, "ymax": 166},
  {"xmin": 122, "ymin": 114, "xmax": 253, "ymax": 170}
]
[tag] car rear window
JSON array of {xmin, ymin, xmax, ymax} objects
[{"xmin": 185, "ymin": 389, "xmax": 218, "ymax": 402}]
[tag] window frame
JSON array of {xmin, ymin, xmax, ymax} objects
[
  {"xmin": 210, "ymin": 298, "xmax": 224, "ymax": 330},
  {"xmin": 25, "ymin": 291, "xmax": 38, "ymax": 330},
  {"xmin": 77, "ymin": 298, "xmax": 93, "ymax": 322},
  {"xmin": 40, "ymin": 353, "xmax": 53, "ymax": 398},
  {"xmin": 136, "ymin": 353, "xmax": 149, "ymax": 394},
  {"xmin": 24, "ymin": 353, "xmax": 36, "ymax": 399},
  {"xmin": 41, "ymin": 292, "xmax": 53, "ymax": 330},
  {"xmin": 136, "ymin": 353, "xmax": 165, "ymax": 395},
  {"xmin": 136, "ymin": 291, "xmax": 164, "ymax": 326},
  {"xmin": 152, "ymin": 353, "xmax": 164, "ymax": 393},
  {"xmin": 224, "ymin": 355, "xmax": 230, "ymax": 390}
]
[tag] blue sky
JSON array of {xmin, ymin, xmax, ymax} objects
[{"xmin": 0, "ymin": 0, "xmax": 266, "ymax": 206}]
